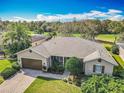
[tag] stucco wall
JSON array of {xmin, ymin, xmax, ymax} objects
[
  {"xmin": 17, "ymin": 49, "xmax": 49, "ymax": 68},
  {"xmin": 85, "ymin": 59, "xmax": 114, "ymax": 75},
  {"xmin": 119, "ymin": 47, "xmax": 124, "ymax": 61},
  {"xmin": 32, "ymin": 40, "xmax": 45, "ymax": 47}
]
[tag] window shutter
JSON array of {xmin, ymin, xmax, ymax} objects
[
  {"xmin": 93, "ymin": 65, "xmax": 96, "ymax": 72},
  {"xmin": 102, "ymin": 66, "xmax": 105, "ymax": 73}
]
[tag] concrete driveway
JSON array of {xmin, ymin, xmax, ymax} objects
[{"xmin": 0, "ymin": 69, "xmax": 69, "ymax": 93}]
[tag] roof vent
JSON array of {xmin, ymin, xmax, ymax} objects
[
  {"xmin": 98, "ymin": 58, "xmax": 101, "ymax": 62},
  {"xmin": 29, "ymin": 49, "xmax": 32, "ymax": 53}
]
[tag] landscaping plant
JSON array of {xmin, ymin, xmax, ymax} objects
[
  {"xmin": 1, "ymin": 67, "xmax": 17, "ymax": 79},
  {"xmin": 81, "ymin": 75, "xmax": 124, "ymax": 93},
  {"xmin": 65, "ymin": 57, "xmax": 83, "ymax": 78}
]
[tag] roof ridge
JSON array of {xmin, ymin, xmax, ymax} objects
[{"xmin": 97, "ymin": 50, "xmax": 101, "ymax": 59}]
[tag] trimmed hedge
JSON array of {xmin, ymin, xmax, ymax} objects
[
  {"xmin": 1, "ymin": 67, "xmax": 17, "ymax": 79},
  {"xmin": 111, "ymin": 45, "xmax": 119, "ymax": 54},
  {"xmin": 12, "ymin": 62, "xmax": 20, "ymax": 71}
]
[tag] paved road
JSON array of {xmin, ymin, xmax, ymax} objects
[{"xmin": 0, "ymin": 69, "xmax": 69, "ymax": 93}]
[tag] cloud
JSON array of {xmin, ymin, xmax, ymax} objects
[
  {"xmin": 109, "ymin": 15, "xmax": 124, "ymax": 21},
  {"xmin": 9, "ymin": 16, "xmax": 31, "ymax": 22},
  {"xmin": 9, "ymin": 9, "xmax": 124, "ymax": 22},
  {"xmin": 108, "ymin": 9, "xmax": 122, "ymax": 14},
  {"xmin": 36, "ymin": 9, "xmax": 124, "ymax": 22}
]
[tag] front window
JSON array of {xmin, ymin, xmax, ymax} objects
[
  {"xmin": 93, "ymin": 64, "xmax": 104, "ymax": 74},
  {"xmin": 51, "ymin": 56, "xmax": 63, "ymax": 63}
]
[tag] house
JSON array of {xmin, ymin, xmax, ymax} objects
[
  {"xmin": 117, "ymin": 43, "xmax": 124, "ymax": 61},
  {"xmin": 0, "ymin": 51, "xmax": 5, "ymax": 59},
  {"xmin": 31, "ymin": 34, "xmax": 50, "ymax": 47},
  {"xmin": 16, "ymin": 37, "xmax": 118, "ymax": 75}
]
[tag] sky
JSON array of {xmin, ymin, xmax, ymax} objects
[{"xmin": 0, "ymin": 0, "xmax": 124, "ymax": 21}]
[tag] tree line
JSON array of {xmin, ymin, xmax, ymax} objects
[{"xmin": 0, "ymin": 19, "xmax": 124, "ymax": 55}]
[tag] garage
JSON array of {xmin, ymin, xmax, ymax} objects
[{"xmin": 21, "ymin": 58, "xmax": 42, "ymax": 70}]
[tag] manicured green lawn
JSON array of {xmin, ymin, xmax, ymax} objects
[
  {"xmin": 103, "ymin": 43, "xmax": 112, "ymax": 48},
  {"xmin": 95, "ymin": 34, "xmax": 118, "ymax": 43},
  {"xmin": 24, "ymin": 77, "xmax": 81, "ymax": 93},
  {"xmin": 0, "ymin": 60, "xmax": 13, "ymax": 72},
  {"xmin": 112, "ymin": 54, "xmax": 124, "ymax": 68},
  {"xmin": 43, "ymin": 32, "xmax": 82, "ymax": 37},
  {"xmin": 73, "ymin": 34, "xmax": 81, "ymax": 37}
]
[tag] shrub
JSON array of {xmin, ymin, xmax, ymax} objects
[
  {"xmin": 63, "ymin": 78, "xmax": 67, "ymax": 83},
  {"xmin": 0, "ymin": 76, "xmax": 4, "ymax": 84},
  {"xmin": 73, "ymin": 79, "xmax": 81, "ymax": 86},
  {"xmin": 113, "ymin": 66, "xmax": 124, "ymax": 78},
  {"xmin": 12, "ymin": 62, "xmax": 20, "ymax": 71},
  {"xmin": 50, "ymin": 59, "xmax": 65, "ymax": 74},
  {"xmin": 65, "ymin": 57, "xmax": 83, "ymax": 76},
  {"xmin": 111, "ymin": 45, "xmax": 119, "ymax": 54},
  {"xmin": 57, "ymin": 65, "xmax": 64, "ymax": 73},
  {"xmin": 1, "ymin": 67, "xmax": 17, "ymax": 79}
]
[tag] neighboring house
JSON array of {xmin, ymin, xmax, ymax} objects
[
  {"xmin": 117, "ymin": 43, "xmax": 124, "ymax": 61},
  {"xmin": 31, "ymin": 34, "xmax": 50, "ymax": 47},
  {"xmin": 16, "ymin": 37, "xmax": 118, "ymax": 75},
  {"xmin": 0, "ymin": 51, "xmax": 5, "ymax": 59}
]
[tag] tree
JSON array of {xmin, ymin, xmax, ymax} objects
[
  {"xmin": 58, "ymin": 23, "xmax": 74, "ymax": 37},
  {"xmin": 2, "ymin": 23, "xmax": 31, "ymax": 55},
  {"xmin": 79, "ymin": 20, "xmax": 102, "ymax": 40},
  {"xmin": 118, "ymin": 32, "xmax": 124, "ymax": 43},
  {"xmin": 107, "ymin": 21, "xmax": 124, "ymax": 34},
  {"xmin": 65, "ymin": 57, "xmax": 82, "ymax": 76}
]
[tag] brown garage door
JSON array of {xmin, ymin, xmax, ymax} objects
[{"xmin": 22, "ymin": 58, "xmax": 42, "ymax": 70}]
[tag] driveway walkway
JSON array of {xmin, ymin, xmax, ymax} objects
[{"xmin": 0, "ymin": 69, "xmax": 69, "ymax": 93}]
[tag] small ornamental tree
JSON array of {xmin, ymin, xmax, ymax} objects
[
  {"xmin": 65, "ymin": 57, "xmax": 82, "ymax": 76},
  {"xmin": 111, "ymin": 44, "xmax": 119, "ymax": 54}
]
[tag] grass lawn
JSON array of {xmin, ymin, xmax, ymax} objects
[
  {"xmin": 95, "ymin": 34, "xmax": 118, "ymax": 43},
  {"xmin": 103, "ymin": 43, "xmax": 112, "ymax": 48},
  {"xmin": 73, "ymin": 34, "xmax": 81, "ymax": 37},
  {"xmin": 24, "ymin": 77, "xmax": 82, "ymax": 93},
  {"xmin": 112, "ymin": 54, "xmax": 124, "ymax": 68},
  {"xmin": 0, "ymin": 60, "xmax": 13, "ymax": 72}
]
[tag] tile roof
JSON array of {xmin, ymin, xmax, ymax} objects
[
  {"xmin": 31, "ymin": 37, "xmax": 117, "ymax": 65},
  {"xmin": 31, "ymin": 34, "xmax": 47, "ymax": 43}
]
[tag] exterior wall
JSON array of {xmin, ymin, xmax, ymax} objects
[
  {"xmin": 0, "ymin": 55, "xmax": 4, "ymax": 59},
  {"xmin": 32, "ymin": 39, "xmax": 46, "ymax": 47},
  {"xmin": 119, "ymin": 47, "xmax": 124, "ymax": 61},
  {"xmin": 85, "ymin": 59, "xmax": 114, "ymax": 75},
  {"xmin": 17, "ymin": 49, "xmax": 49, "ymax": 69}
]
